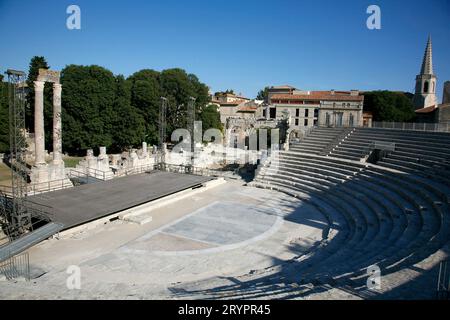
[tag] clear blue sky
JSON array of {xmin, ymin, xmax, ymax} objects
[{"xmin": 0, "ymin": 0, "xmax": 449, "ymax": 100}]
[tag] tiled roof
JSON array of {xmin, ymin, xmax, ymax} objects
[
  {"xmin": 270, "ymin": 85, "xmax": 296, "ymax": 89},
  {"xmin": 237, "ymin": 106, "xmax": 258, "ymax": 112},
  {"xmin": 415, "ymin": 105, "xmax": 438, "ymax": 113},
  {"xmin": 270, "ymin": 91, "xmax": 364, "ymax": 102}
]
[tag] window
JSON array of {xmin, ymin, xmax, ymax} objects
[
  {"xmin": 349, "ymin": 113, "xmax": 354, "ymax": 127},
  {"xmin": 270, "ymin": 108, "xmax": 276, "ymax": 119},
  {"xmin": 305, "ymin": 109, "xmax": 309, "ymax": 117},
  {"xmin": 263, "ymin": 109, "xmax": 266, "ymax": 117},
  {"xmin": 424, "ymin": 81, "xmax": 429, "ymax": 93},
  {"xmin": 342, "ymin": 103, "xmax": 345, "ymax": 107},
  {"xmin": 336, "ymin": 112, "xmax": 343, "ymax": 127},
  {"xmin": 314, "ymin": 108, "xmax": 319, "ymax": 117},
  {"xmin": 325, "ymin": 113, "xmax": 330, "ymax": 126},
  {"xmin": 304, "ymin": 119, "xmax": 308, "ymax": 126},
  {"xmin": 295, "ymin": 108, "xmax": 299, "ymax": 117},
  {"xmin": 347, "ymin": 103, "xmax": 350, "ymax": 107},
  {"xmin": 295, "ymin": 118, "xmax": 299, "ymax": 126}
]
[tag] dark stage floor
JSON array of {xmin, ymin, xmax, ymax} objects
[{"xmin": 28, "ymin": 171, "xmax": 212, "ymax": 229}]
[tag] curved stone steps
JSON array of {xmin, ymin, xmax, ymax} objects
[
  {"xmin": 343, "ymin": 138, "xmax": 450, "ymax": 159},
  {"xmin": 280, "ymin": 154, "xmax": 363, "ymax": 176},
  {"xmin": 347, "ymin": 133, "xmax": 450, "ymax": 149},
  {"xmin": 340, "ymin": 177, "xmax": 422, "ymax": 265},
  {"xmin": 359, "ymin": 172, "xmax": 450, "ymax": 273},
  {"xmin": 380, "ymin": 158, "xmax": 429, "ymax": 171},
  {"xmin": 278, "ymin": 158, "xmax": 357, "ymax": 179},
  {"xmin": 251, "ymin": 181, "xmax": 356, "ymax": 275},
  {"xmin": 270, "ymin": 163, "xmax": 394, "ymax": 253},
  {"xmin": 297, "ymin": 174, "xmax": 416, "ymax": 280},
  {"xmin": 264, "ymin": 169, "xmax": 380, "ymax": 251},
  {"xmin": 348, "ymin": 172, "xmax": 443, "ymax": 275},
  {"xmin": 269, "ymin": 161, "xmax": 347, "ymax": 183},
  {"xmin": 256, "ymin": 176, "xmax": 364, "ymax": 254},
  {"xmin": 257, "ymin": 175, "xmax": 382, "ymax": 279},
  {"xmin": 252, "ymin": 144, "xmax": 450, "ymax": 297}
]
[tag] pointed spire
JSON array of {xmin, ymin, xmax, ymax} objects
[{"xmin": 420, "ymin": 35, "xmax": 433, "ymax": 75}]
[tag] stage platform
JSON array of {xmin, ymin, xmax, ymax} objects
[{"xmin": 28, "ymin": 171, "xmax": 213, "ymax": 230}]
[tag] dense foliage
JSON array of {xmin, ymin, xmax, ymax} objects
[
  {"xmin": 363, "ymin": 91, "xmax": 416, "ymax": 122},
  {"xmin": 0, "ymin": 56, "xmax": 221, "ymax": 156},
  {"xmin": 256, "ymin": 86, "xmax": 269, "ymax": 102}
]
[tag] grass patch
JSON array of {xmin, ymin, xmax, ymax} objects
[
  {"xmin": 63, "ymin": 157, "xmax": 83, "ymax": 168},
  {"xmin": 0, "ymin": 163, "xmax": 11, "ymax": 182}
]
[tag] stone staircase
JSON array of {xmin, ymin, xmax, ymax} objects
[
  {"xmin": 246, "ymin": 137, "xmax": 450, "ymax": 298},
  {"xmin": 289, "ymin": 127, "xmax": 353, "ymax": 155}
]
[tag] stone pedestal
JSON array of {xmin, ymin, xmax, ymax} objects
[
  {"xmin": 75, "ymin": 148, "xmax": 114, "ymax": 180},
  {"xmin": 141, "ymin": 142, "xmax": 148, "ymax": 158}
]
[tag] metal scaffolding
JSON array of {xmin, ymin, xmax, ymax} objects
[
  {"xmin": 159, "ymin": 97, "xmax": 167, "ymax": 164},
  {"xmin": 5, "ymin": 69, "xmax": 31, "ymax": 238}
]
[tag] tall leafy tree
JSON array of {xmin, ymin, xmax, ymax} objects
[
  {"xmin": 61, "ymin": 65, "xmax": 116, "ymax": 154},
  {"xmin": 256, "ymin": 86, "xmax": 269, "ymax": 102},
  {"xmin": 363, "ymin": 91, "xmax": 415, "ymax": 122},
  {"xmin": 159, "ymin": 68, "xmax": 210, "ymax": 138},
  {"xmin": 200, "ymin": 104, "xmax": 223, "ymax": 136},
  {"xmin": 111, "ymin": 75, "xmax": 146, "ymax": 151},
  {"xmin": 127, "ymin": 69, "xmax": 161, "ymax": 145}
]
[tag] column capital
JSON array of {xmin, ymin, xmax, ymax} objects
[
  {"xmin": 53, "ymin": 83, "xmax": 62, "ymax": 90},
  {"xmin": 34, "ymin": 80, "xmax": 45, "ymax": 91}
]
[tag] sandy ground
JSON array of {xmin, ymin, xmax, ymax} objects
[{"xmin": 0, "ymin": 180, "xmax": 329, "ymax": 299}]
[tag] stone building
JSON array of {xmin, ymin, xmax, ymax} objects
[
  {"xmin": 413, "ymin": 36, "xmax": 438, "ymax": 110},
  {"xmin": 413, "ymin": 37, "xmax": 450, "ymax": 130},
  {"xmin": 268, "ymin": 89, "xmax": 364, "ymax": 133},
  {"xmin": 443, "ymin": 81, "xmax": 450, "ymax": 104}
]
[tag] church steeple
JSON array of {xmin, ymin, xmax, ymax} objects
[
  {"xmin": 420, "ymin": 35, "xmax": 433, "ymax": 75},
  {"xmin": 413, "ymin": 36, "xmax": 438, "ymax": 110}
]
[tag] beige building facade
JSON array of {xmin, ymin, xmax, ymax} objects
[{"xmin": 268, "ymin": 89, "xmax": 364, "ymax": 132}]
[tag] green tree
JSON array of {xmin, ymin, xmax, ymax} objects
[
  {"xmin": 200, "ymin": 104, "xmax": 223, "ymax": 137},
  {"xmin": 0, "ymin": 74, "xmax": 9, "ymax": 153},
  {"xmin": 111, "ymin": 75, "xmax": 146, "ymax": 151},
  {"xmin": 127, "ymin": 69, "xmax": 161, "ymax": 145},
  {"xmin": 61, "ymin": 65, "xmax": 116, "ymax": 154},
  {"xmin": 363, "ymin": 91, "xmax": 415, "ymax": 122},
  {"xmin": 256, "ymin": 86, "xmax": 269, "ymax": 102}
]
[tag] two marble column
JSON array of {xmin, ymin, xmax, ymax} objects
[{"xmin": 33, "ymin": 81, "xmax": 63, "ymax": 167}]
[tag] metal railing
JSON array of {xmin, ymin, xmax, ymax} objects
[
  {"xmin": 0, "ymin": 251, "xmax": 30, "ymax": 281},
  {"xmin": 68, "ymin": 166, "xmax": 114, "ymax": 182},
  {"xmin": 437, "ymin": 260, "xmax": 450, "ymax": 300},
  {"xmin": 0, "ymin": 178, "xmax": 73, "ymax": 197},
  {"xmin": 372, "ymin": 121, "xmax": 450, "ymax": 132},
  {"xmin": 156, "ymin": 162, "xmax": 237, "ymax": 178},
  {"xmin": 0, "ymin": 189, "xmax": 54, "ymax": 252},
  {"xmin": 114, "ymin": 163, "xmax": 155, "ymax": 177}
]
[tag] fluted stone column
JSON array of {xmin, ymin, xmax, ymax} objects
[
  {"xmin": 52, "ymin": 83, "xmax": 63, "ymax": 165},
  {"xmin": 34, "ymin": 81, "xmax": 46, "ymax": 166}
]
